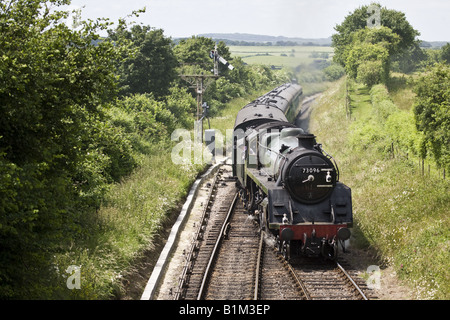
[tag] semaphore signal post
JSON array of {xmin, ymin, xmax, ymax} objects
[{"xmin": 180, "ymin": 44, "xmax": 233, "ymax": 143}]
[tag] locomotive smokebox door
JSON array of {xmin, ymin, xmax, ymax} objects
[{"xmin": 205, "ymin": 129, "xmax": 216, "ymax": 158}]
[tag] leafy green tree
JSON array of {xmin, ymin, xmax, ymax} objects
[
  {"xmin": 413, "ymin": 63, "xmax": 450, "ymax": 170},
  {"xmin": 109, "ymin": 25, "xmax": 178, "ymax": 98},
  {"xmin": 172, "ymin": 36, "xmax": 287, "ymax": 117},
  {"xmin": 344, "ymin": 26, "xmax": 400, "ymax": 86},
  {"xmin": 356, "ymin": 59, "xmax": 386, "ymax": 87},
  {"xmin": 165, "ymin": 86, "xmax": 197, "ymax": 128},
  {"xmin": 417, "ymin": 49, "xmax": 443, "ymax": 70},
  {"xmin": 441, "ymin": 43, "xmax": 450, "ymax": 64},
  {"xmin": 174, "ymin": 36, "xmax": 232, "ymax": 76},
  {"xmin": 332, "ymin": 3, "xmax": 419, "ymax": 67},
  {"xmin": 346, "ymin": 42, "xmax": 389, "ymax": 85},
  {"xmin": 0, "ymin": 0, "xmax": 130, "ymax": 298},
  {"xmin": 351, "ymin": 26, "xmax": 400, "ymax": 55},
  {"xmin": 391, "ymin": 42, "xmax": 427, "ymax": 73},
  {"xmin": 323, "ymin": 63, "xmax": 346, "ymax": 81}
]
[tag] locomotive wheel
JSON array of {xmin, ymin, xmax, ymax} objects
[
  {"xmin": 257, "ymin": 207, "xmax": 269, "ymax": 232},
  {"xmin": 282, "ymin": 242, "xmax": 291, "ymax": 261},
  {"xmin": 245, "ymin": 189, "xmax": 252, "ymax": 211},
  {"xmin": 339, "ymin": 239, "xmax": 347, "ymax": 253},
  {"xmin": 245, "ymin": 180, "xmax": 257, "ymax": 213},
  {"xmin": 276, "ymin": 237, "xmax": 291, "ymax": 261},
  {"xmin": 276, "ymin": 236, "xmax": 282, "ymax": 252},
  {"xmin": 258, "ymin": 211, "xmax": 265, "ymax": 231}
]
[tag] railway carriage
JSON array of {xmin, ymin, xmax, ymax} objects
[{"xmin": 232, "ymin": 83, "xmax": 352, "ymax": 260}]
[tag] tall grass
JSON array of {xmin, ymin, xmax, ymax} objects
[
  {"xmin": 387, "ymin": 73, "xmax": 416, "ymax": 111},
  {"xmin": 310, "ymin": 77, "xmax": 449, "ymax": 299},
  {"xmin": 53, "ymin": 143, "xmax": 207, "ymax": 299}
]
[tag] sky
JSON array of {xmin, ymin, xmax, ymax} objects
[{"xmin": 67, "ymin": 0, "xmax": 450, "ymax": 41}]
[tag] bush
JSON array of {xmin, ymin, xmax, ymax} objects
[
  {"xmin": 346, "ymin": 43, "xmax": 389, "ymax": 81},
  {"xmin": 413, "ymin": 63, "xmax": 450, "ymax": 170},
  {"xmin": 349, "ymin": 120, "xmax": 387, "ymax": 153},
  {"xmin": 323, "ymin": 63, "xmax": 346, "ymax": 81},
  {"xmin": 115, "ymin": 94, "xmax": 177, "ymax": 140},
  {"xmin": 386, "ymin": 111, "xmax": 424, "ymax": 156},
  {"xmin": 357, "ymin": 60, "xmax": 386, "ymax": 87},
  {"xmin": 370, "ymin": 84, "xmax": 399, "ymax": 120},
  {"xmin": 165, "ymin": 87, "xmax": 197, "ymax": 129},
  {"xmin": 370, "ymin": 84, "xmax": 390, "ymax": 104}
]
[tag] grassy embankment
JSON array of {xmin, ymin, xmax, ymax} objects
[
  {"xmin": 309, "ymin": 76, "xmax": 449, "ymax": 299},
  {"xmin": 54, "ymin": 142, "xmax": 207, "ymax": 299},
  {"xmin": 53, "ymin": 86, "xmax": 272, "ymax": 299}
]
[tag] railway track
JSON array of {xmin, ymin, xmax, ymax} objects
[
  {"xmin": 172, "ymin": 166, "xmax": 371, "ymax": 301},
  {"xmin": 200, "ymin": 196, "xmax": 258, "ymax": 300},
  {"xmin": 257, "ymin": 236, "xmax": 305, "ymax": 300},
  {"xmin": 174, "ymin": 169, "xmax": 238, "ymax": 300},
  {"xmin": 286, "ymin": 256, "xmax": 369, "ymax": 300}
]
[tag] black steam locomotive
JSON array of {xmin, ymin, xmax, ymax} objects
[{"xmin": 232, "ymin": 83, "xmax": 352, "ymax": 260}]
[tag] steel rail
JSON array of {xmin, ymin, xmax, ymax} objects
[
  {"xmin": 284, "ymin": 258, "xmax": 311, "ymax": 300},
  {"xmin": 336, "ymin": 261, "xmax": 369, "ymax": 300},
  {"xmin": 253, "ymin": 231, "xmax": 264, "ymax": 300},
  {"xmin": 173, "ymin": 173, "xmax": 219, "ymax": 300},
  {"xmin": 196, "ymin": 192, "xmax": 238, "ymax": 300}
]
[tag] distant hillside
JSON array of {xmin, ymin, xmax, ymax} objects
[
  {"xmin": 419, "ymin": 40, "xmax": 449, "ymax": 48},
  {"xmin": 196, "ymin": 33, "xmax": 332, "ymax": 46},
  {"xmin": 175, "ymin": 33, "xmax": 447, "ymax": 48}
]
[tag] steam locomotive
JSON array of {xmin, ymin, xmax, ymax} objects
[{"xmin": 232, "ymin": 83, "xmax": 352, "ymax": 260}]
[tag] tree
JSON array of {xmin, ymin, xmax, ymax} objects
[
  {"xmin": 351, "ymin": 26, "xmax": 400, "ymax": 55},
  {"xmin": 332, "ymin": 3, "xmax": 419, "ymax": 67},
  {"xmin": 174, "ymin": 36, "xmax": 232, "ymax": 76},
  {"xmin": 346, "ymin": 42, "xmax": 389, "ymax": 85},
  {"xmin": 109, "ymin": 25, "xmax": 178, "ymax": 98},
  {"xmin": 441, "ymin": 43, "xmax": 450, "ymax": 64},
  {"xmin": 0, "ymin": 0, "xmax": 131, "ymax": 298},
  {"xmin": 391, "ymin": 42, "xmax": 427, "ymax": 73},
  {"xmin": 356, "ymin": 59, "xmax": 386, "ymax": 87},
  {"xmin": 343, "ymin": 27, "xmax": 399, "ymax": 86},
  {"xmin": 413, "ymin": 63, "xmax": 450, "ymax": 170},
  {"xmin": 323, "ymin": 63, "xmax": 346, "ymax": 81}
]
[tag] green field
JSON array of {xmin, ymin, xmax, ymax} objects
[
  {"xmin": 229, "ymin": 45, "xmax": 334, "ymax": 67},
  {"xmin": 228, "ymin": 45, "xmax": 336, "ymax": 97}
]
